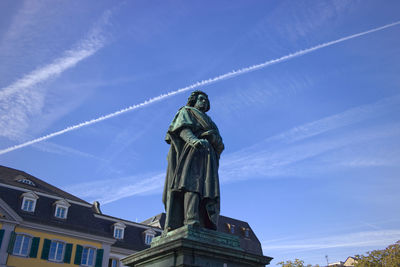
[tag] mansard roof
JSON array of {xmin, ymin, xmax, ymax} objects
[
  {"xmin": 0, "ymin": 165, "xmax": 161, "ymax": 252},
  {"xmin": 0, "ymin": 165, "xmax": 88, "ymax": 204},
  {"xmin": 142, "ymin": 213, "xmax": 264, "ymax": 255}
]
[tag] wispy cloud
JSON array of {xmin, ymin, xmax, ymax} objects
[
  {"xmin": 64, "ymin": 172, "xmax": 164, "ymax": 204},
  {"xmin": 213, "ymin": 72, "xmax": 314, "ymax": 118},
  {"xmin": 64, "ymin": 95, "xmax": 400, "ymax": 205},
  {"xmin": 0, "ymin": 8, "xmax": 112, "ymax": 141},
  {"xmin": 267, "ymin": 94, "xmax": 400, "ymax": 144},
  {"xmin": 220, "ymin": 95, "xmax": 400, "ymax": 182},
  {"xmin": 262, "ymin": 229, "xmax": 400, "ymax": 252},
  {"xmin": 31, "ymin": 141, "xmax": 107, "ymax": 162},
  {"xmin": 1, "ymin": 20, "xmax": 399, "ymax": 155},
  {"xmin": 0, "ymin": 32, "xmax": 106, "ymax": 100},
  {"xmin": 223, "ymin": 124, "xmax": 400, "ymax": 181},
  {"xmin": 0, "ymin": 1, "xmax": 45, "ymax": 56}
]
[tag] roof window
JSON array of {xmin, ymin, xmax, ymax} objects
[
  {"xmin": 113, "ymin": 222, "xmax": 126, "ymax": 239},
  {"xmin": 226, "ymin": 223, "xmax": 236, "ymax": 234},
  {"xmin": 242, "ymin": 227, "xmax": 250, "ymax": 238},
  {"xmin": 20, "ymin": 191, "xmax": 39, "ymax": 212},
  {"xmin": 53, "ymin": 199, "xmax": 70, "ymax": 219},
  {"xmin": 15, "ymin": 175, "xmax": 36, "ymax": 187},
  {"xmin": 143, "ymin": 229, "xmax": 156, "ymax": 245}
]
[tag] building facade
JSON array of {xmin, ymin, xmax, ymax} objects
[{"xmin": 0, "ymin": 166, "xmax": 162, "ymax": 267}]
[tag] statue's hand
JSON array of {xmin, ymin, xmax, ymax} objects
[{"xmin": 193, "ymin": 139, "xmax": 209, "ymax": 149}]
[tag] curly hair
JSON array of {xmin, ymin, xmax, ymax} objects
[{"xmin": 186, "ymin": 90, "xmax": 210, "ymax": 112}]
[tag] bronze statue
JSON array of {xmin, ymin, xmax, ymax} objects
[{"xmin": 162, "ymin": 90, "xmax": 224, "ymax": 232}]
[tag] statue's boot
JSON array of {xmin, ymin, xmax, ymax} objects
[{"xmin": 184, "ymin": 191, "xmax": 200, "ymax": 226}]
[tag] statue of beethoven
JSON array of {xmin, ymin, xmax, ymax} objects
[{"xmin": 162, "ymin": 90, "xmax": 224, "ymax": 232}]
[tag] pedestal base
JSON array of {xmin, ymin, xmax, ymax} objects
[{"xmin": 121, "ymin": 225, "xmax": 272, "ymax": 267}]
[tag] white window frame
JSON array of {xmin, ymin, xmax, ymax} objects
[
  {"xmin": 48, "ymin": 239, "xmax": 65, "ymax": 262},
  {"xmin": 53, "ymin": 199, "xmax": 70, "ymax": 219},
  {"xmin": 55, "ymin": 206, "xmax": 67, "ymax": 218},
  {"xmin": 143, "ymin": 229, "xmax": 156, "ymax": 245},
  {"xmin": 145, "ymin": 233, "xmax": 154, "ymax": 245},
  {"xmin": 114, "ymin": 228, "xmax": 123, "ymax": 239},
  {"xmin": 20, "ymin": 191, "xmax": 39, "ymax": 212},
  {"xmin": 113, "ymin": 222, "xmax": 126, "ymax": 239},
  {"xmin": 81, "ymin": 246, "xmax": 97, "ymax": 266},
  {"xmin": 22, "ymin": 199, "xmax": 35, "ymax": 212},
  {"xmin": 12, "ymin": 233, "xmax": 32, "ymax": 257},
  {"xmin": 109, "ymin": 257, "xmax": 119, "ymax": 267}
]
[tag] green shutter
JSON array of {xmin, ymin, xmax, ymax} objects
[
  {"xmin": 0, "ymin": 229, "xmax": 4, "ymax": 249},
  {"xmin": 74, "ymin": 245, "xmax": 83, "ymax": 265},
  {"xmin": 94, "ymin": 248, "xmax": 104, "ymax": 267},
  {"xmin": 29, "ymin": 237, "xmax": 40, "ymax": 258},
  {"xmin": 6, "ymin": 231, "xmax": 16, "ymax": 254},
  {"xmin": 40, "ymin": 238, "xmax": 51, "ymax": 260},
  {"xmin": 63, "ymin": 243, "xmax": 73, "ymax": 263}
]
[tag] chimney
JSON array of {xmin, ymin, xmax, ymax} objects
[{"xmin": 92, "ymin": 201, "xmax": 102, "ymax": 214}]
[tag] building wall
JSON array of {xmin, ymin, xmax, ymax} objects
[
  {"xmin": 0, "ymin": 222, "xmax": 3, "ymax": 251},
  {"xmin": 344, "ymin": 257, "xmax": 357, "ymax": 266},
  {"xmin": 0, "ymin": 221, "xmax": 3, "ymax": 245},
  {"xmin": 7, "ymin": 226, "xmax": 102, "ymax": 267}
]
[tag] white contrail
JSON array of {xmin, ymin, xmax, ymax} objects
[{"xmin": 1, "ymin": 20, "xmax": 399, "ymax": 155}]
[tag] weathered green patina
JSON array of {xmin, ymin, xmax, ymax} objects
[
  {"xmin": 163, "ymin": 91, "xmax": 224, "ymax": 231},
  {"xmin": 152, "ymin": 224, "xmax": 242, "ymax": 250},
  {"xmin": 121, "ymin": 225, "xmax": 272, "ymax": 267}
]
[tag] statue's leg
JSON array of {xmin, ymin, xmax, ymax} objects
[
  {"xmin": 183, "ymin": 191, "xmax": 200, "ymax": 226},
  {"xmin": 164, "ymin": 190, "xmax": 184, "ymax": 232},
  {"xmin": 200, "ymin": 198, "xmax": 219, "ymax": 230}
]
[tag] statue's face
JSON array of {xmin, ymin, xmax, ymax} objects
[{"xmin": 194, "ymin": 94, "xmax": 208, "ymax": 112}]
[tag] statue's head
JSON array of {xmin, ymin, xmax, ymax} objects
[{"xmin": 187, "ymin": 90, "xmax": 210, "ymax": 112}]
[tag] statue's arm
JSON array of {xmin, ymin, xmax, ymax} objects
[
  {"xmin": 199, "ymin": 130, "xmax": 224, "ymax": 155},
  {"xmin": 179, "ymin": 128, "xmax": 209, "ymax": 148}
]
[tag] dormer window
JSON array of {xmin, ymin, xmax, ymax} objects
[
  {"xmin": 23, "ymin": 199, "xmax": 34, "ymax": 211},
  {"xmin": 145, "ymin": 233, "xmax": 154, "ymax": 245},
  {"xmin": 113, "ymin": 222, "xmax": 126, "ymax": 239},
  {"xmin": 21, "ymin": 191, "xmax": 39, "ymax": 212},
  {"xmin": 15, "ymin": 175, "xmax": 36, "ymax": 187},
  {"xmin": 114, "ymin": 228, "xmax": 123, "ymax": 239},
  {"xmin": 226, "ymin": 223, "xmax": 236, "ymax": 234},
  {"xmin": 53, "ymin": 199, "xmax": 70, "ymax": 219},
  {"xmin": 242, "ymin": 227, "xmax": 250, "ymax": 238},
  {"xmin": 143, "ymin": 229, "xmax": 156, "ymax": 245}
]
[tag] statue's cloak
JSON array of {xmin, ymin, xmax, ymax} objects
[{"xmin": 162, "ymin": 106, "xmax": 224, "ymax": 208}]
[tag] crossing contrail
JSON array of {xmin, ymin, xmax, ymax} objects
[{"xmin": 1, "ymin": 20, "xmax": 399, "ymax": 155}]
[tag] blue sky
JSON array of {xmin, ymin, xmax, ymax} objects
[{"xmin": 1, "ymin": 0, "xmax": 400, "ymax": 265}]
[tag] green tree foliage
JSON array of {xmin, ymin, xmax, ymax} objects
[
  {"xmin": 277, "ymin": 258, "xmax": 320, "ymax": 267},
  {"xmin": 355, "ymin": 240, "xmax": 400, "ymax": 267}
]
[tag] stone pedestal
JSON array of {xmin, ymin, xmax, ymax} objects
[{"xmin": 121, "ymin": 225, "xmax": 272, "ymax": 267}]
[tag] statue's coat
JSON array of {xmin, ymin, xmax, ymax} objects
[{"xmin": 163, "ymin": 106, "xmax": 224, "ymax": 227}]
